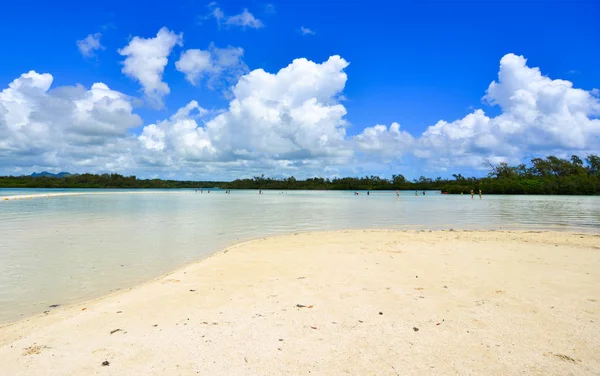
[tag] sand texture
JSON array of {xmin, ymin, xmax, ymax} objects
[{"xmin": 0, "ymin": 230, "xmax": 599, "ymax": 375}]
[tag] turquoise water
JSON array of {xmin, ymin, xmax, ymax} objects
[{"xmin": 1, "ymin": 189, "xmax": 599, "ymax": 323}]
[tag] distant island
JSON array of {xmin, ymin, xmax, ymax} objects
[
  {"xmin": 1, "ymin": 155, "xmax": 598, "ymax": 195},
  {"xmin": 30, "ymin": 171, "xmax": 73, "ymax": 178}
]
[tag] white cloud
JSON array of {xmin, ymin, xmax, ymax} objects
[
  {"xmin": 139, "ymin": 55, "xmax": 351, "ymax": 174},
  {"xmin": 139, "ymin": 100, "xmax": 215, "ymax": 164},
  {"xmin": 300, "ymin": 26, "xmax": 316, "ymax": 36},
  {"xmin": 207, "ymin": 55, "xmax": 350, "ymax": 160},
  {"xmin": 354, "ymin": 53, "xmax": 600, "ymax": 169},
  {"xmin": 226, "ymin": 9, "xmax": 263, "ymax": 28},
  {"xmin": 175, "ymin": 44, "xmax": 248, "ymax": 90},
  {"xmin": 76, "ymin": 33, "xmax": 104, "ymax": 58},
  {"xmin": 354, "ymin": 122, "xmax": 414, "ymax": 156},
  {"xmin": 0, "ymin": 56, "xmax": 352, "ymax": 178},
  {"xmin": 205, "ymin": 5, "xmax": 263, "ymax": 29},
  {"xmin": 0, "ymin": 71, "xmax": 142, "ymax": 173},
  {"xmin": 175, "ymin": 50, "xmax": 212, "ymax": 84},
  {"xmin": 210, "ymin": 6, "xmax": 225, "ymax": 27},
  {"xmin": 2, "ymin": 53, "xmax": 599, "ymax": 178},
  {"xmin": 118, "ymin": 27, "xmax": 183, "ymax": 107}
]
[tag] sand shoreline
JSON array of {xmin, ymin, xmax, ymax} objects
[
  {"xmin": 0, "ymin": 190, "xmax": 198, "ymax": 201},
  {"xmin": 0, "ymin": 229, "xmax": 595, "ymax": 327},
  {"xmin": 1, "ymin": 229, "xmax": 599, "ymax": 375},
  {"xmin": 0, "ymin": 231, "xmax": 285, "ymax": 327}
]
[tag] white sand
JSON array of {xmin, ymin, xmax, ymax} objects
[
  {"xmin": 0, "ymin": 230, "xmax": 598, "ymax": 375},
  {"xmin": 1, "ymin": 192, "xmax": 82, "ymax": 200},
  {"xmin": 0, "ymin": 191, "xmax": 193, "ymax": 201}
]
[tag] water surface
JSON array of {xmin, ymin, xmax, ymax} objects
[{"xmin": 1, "ymin": 189, "xmax": 599, "ymax": 323}]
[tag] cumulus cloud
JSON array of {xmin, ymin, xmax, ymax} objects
[
  {"xmin": 138, "ymin": 100, "xmax": 215, "ymax": 168},
  {"xmin": 76, "ymin": 33, "xmax": 104, "ymax": 58},
  {"xmin": 0, "ymin": 71, "xmax": 141, "ymax": 173},
  {"xmin": 176, "ymin": 50, "xmax": 212, "ymax": 84},
  {"xmin": 207, "ymin": 55, "xmax": 350, "ymax": 160},
  {"xmin": 299, "ymin": 26, "xmax": 316, "ymax": 36},
  {"xmin": 0, "ymin": 56, "xmax": 351, "ymax": 178},
  {"xmin": 139, "ymin": 55, "xmax": 351, "ymax": 174},
  {"xmin": 355, "ymin": 53, "xmax": 600, "ymax": 169},
  {"xmin": 2, "ymin": 53, "xmax": 599, "ymax": 178},
  {"xmin": 175, "ymin": 44, "xmax": 248, "ymax": 90},
  {"xmin": 118, "ymin": 27, "xmax": 183, "ymax": 107},
  {"xmin": 205, "ymin": 5, "xmax": 263, "ymax": 29},
  {"xmin": 354, "ymin": 122, "xmax": 414, "ymax": 156}
]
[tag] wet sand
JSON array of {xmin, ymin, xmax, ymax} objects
[{"xmin": 0, "ymin": 230, "xmax": 598, "ymax": 375}]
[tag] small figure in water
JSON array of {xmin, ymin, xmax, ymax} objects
[
  {"xmin": 422, "ymin": 191, "xmax": 426, "ymax": 196},
  {"xmin": 396, "ymin": 189, "xmax": 399, "ymax": 197},
  {"xmin": 479, "ymin": 189, "xmax": 482, "ymax": 199},
  {"xmin": 367, "ymin": 191, "xmax": 370, "ymax": 196},
  {"xmin": 208, "ymin": 189, "xmax": 210, "ymax": 194},
  {"xmin": 415, "ymin": 191, "xmax": 418, "ymax": 196},
  {"xmin": 201, "ymin": 189, "xmax": 203, "ymax": 194},
  {"xmin": 470, "ymin": 189, "xmax": 474, "ymax": 199},
  {"xmin": 259, "ymin": 190, "xmax": 262, "ymax": 195}
]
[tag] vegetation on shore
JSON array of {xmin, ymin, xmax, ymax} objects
[{"xmin": 1, "ymin": 155, "xmax": 598, "ymax": 195}]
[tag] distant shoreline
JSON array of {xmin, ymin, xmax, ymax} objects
[
  {"xmin": 2, "ymin": 187, "xmax": 599, "ymax": 199},
  {"xmin": 2, "ymin": 153, "xmax": 600, "ymax": 195}
]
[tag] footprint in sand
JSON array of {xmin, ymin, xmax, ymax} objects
[{"xmin": 22, "ymin": 345, "xmax": 47, "ymax": 356}]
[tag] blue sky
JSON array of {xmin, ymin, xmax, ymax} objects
[{"xmin": 0, "ymin": 0, "xmax": 599, "ymax": 180}]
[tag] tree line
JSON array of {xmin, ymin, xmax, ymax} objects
[
  {"xmin": 0, "ymin": 173, "xmax": 222, "ymax": 189},
  {"xmin": 1, "ymin": 155, "xmax": 598, "ymax": 195}
]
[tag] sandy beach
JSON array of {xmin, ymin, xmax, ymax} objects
[{"xmin": 0, "ymin": 230, "xmax": 598, "ymax": 375}]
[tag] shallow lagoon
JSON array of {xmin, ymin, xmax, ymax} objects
[{"xmin": 1, "ymin": 189, "xmax": 599, "ymax": 322}]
